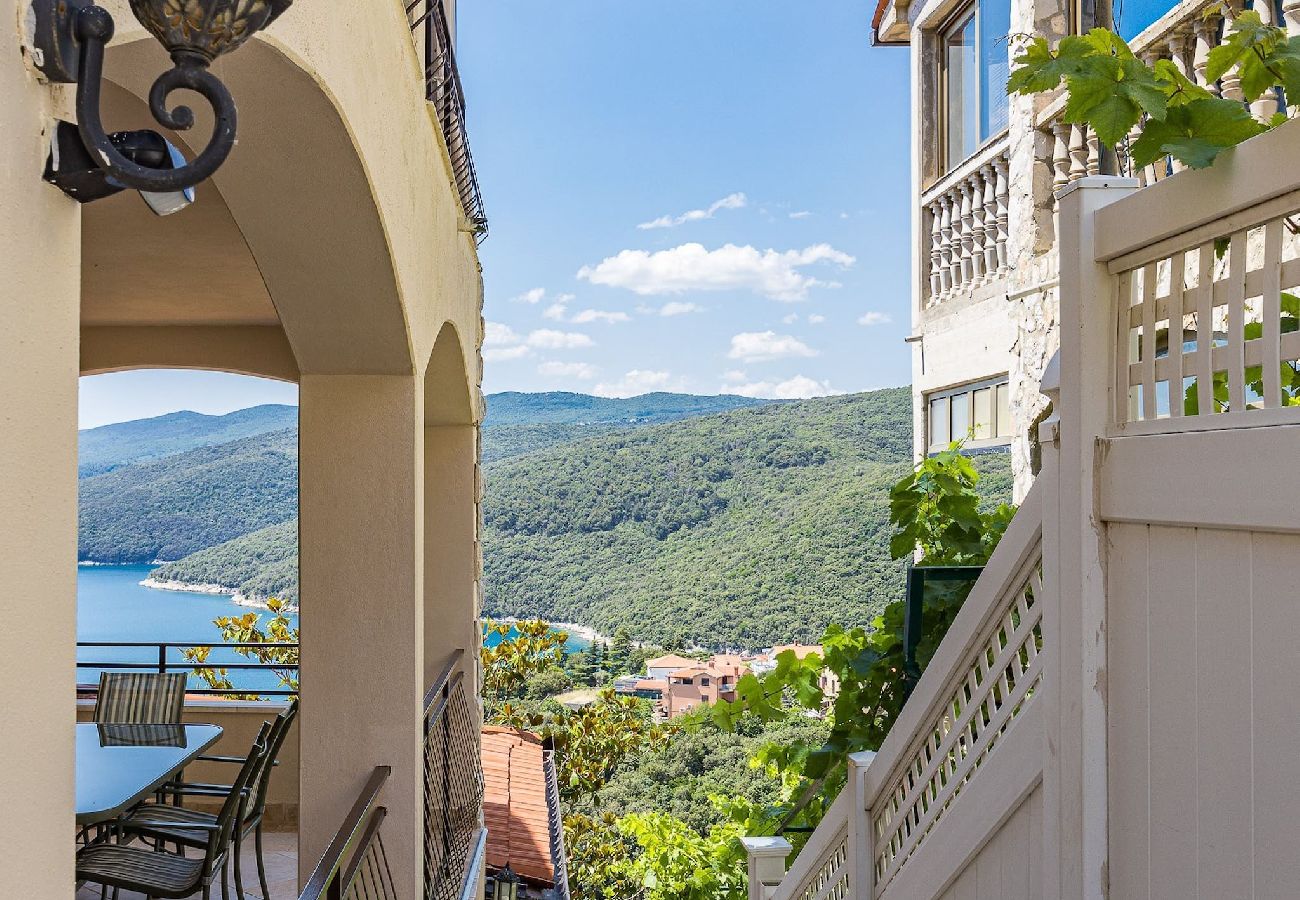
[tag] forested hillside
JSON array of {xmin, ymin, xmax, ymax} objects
[
  {"xmin": 79, "ymin": 405, "xmax": 297, "ymax": 477},
  {"xmin": 78, "ymin": 428, "xmax": 298, "ymax": 563},
  {"xmin": 132, "ymin": 389, "xmax": 1012, "ymax": 648},
  {"xmin": 482, "ymin": 388, "xmax": 1010, "ymax": 647},
  {"xmin": 484, "ymin": 391, "xmax": 770, "ymax": 426}
]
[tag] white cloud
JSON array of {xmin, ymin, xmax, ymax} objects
[
  {"xmin": 570, "ymin": 309, "xmax": 631, "ymax": 324},
  {"xmin": 578, "ymin": 242, "xmax": 855, "ymax": 302},
  {"xmin": 789, "ymin": 210, "xmax": 812, "ymax": 219},
  {"xmin": 782, "ymin": 313, "xmax": 800, "ymax": 325},
  {"xmin": 808, "ymin": 313, "xmax": 826, "ymax": 324},
  {"xmin": 484, "ymin": 322, "xmax": 520, "ymax": 346},
  {"xmin": 721, "ymin": 370, "xmax": 748, "ymax": 383},
  {"xmin": 538, "ymin": 361, "xmax": 598, "ymax": 380},
  {"xmin": 726, "ymin": 375, "xmax": 844, "ymax": 399},
  {"xmin": 543, "ymin": 302, "xmax": 570, "ymax": 321},
  {"xmin": 727, "ymin": 331, "xmax": 818, "ymax": 363},
  {"xmin": 592, "ymin": 369, "xmax": 687, "ymax": 398},
  {"xmin": 637, "ymin": 192, "xmax": 747, "ymax": 230},
  {"xmin": 512, "ymin": 287, "xmax": 547, "ymax": 304},
  {"xmin": 657, "ymin": 301, "xmax": 703, "ymax": 317},
  {"xmin": 526, "ymin": 329, "xmax": 595, "ymax": 349},
  {"xmin": 857, "ymin": 311, "xmax": 892, "ymax": 326},
  {"xmin": 483, "ymin": 345, "xmax": 532, "ymax": 362}
]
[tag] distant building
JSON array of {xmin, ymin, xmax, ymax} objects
[
  {"xmin": 644, "ymin": 653, "xmax": 702, "ymax": 681},
  {"xmin": 755, "ymin": 644, "xmax": 841, "ymax": 705}
]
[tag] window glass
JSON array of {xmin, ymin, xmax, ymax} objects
[
  {"xmin": 1113, "ymin": 0, "xmax": 1181, "ymax": 41},
  {"xmin": 979, "ymin": 0, "xmax": 1011, "ymax": 138},
  {"xmin": 996, "ymin": 382, "xmax": 1012, "ymax": 437},
  {"xmin": 942, "ymin": 0, "xmax": 1011, "ymax": 172},
  {"xmin": 950, "ymin": 391, "xmax": 971, "ymax": 441},
  {"xmin": 972, "ymin": 387, "xmax": 994, "ymax": 439},
  {"xmin": 930, "ymin": 395, "xmax": 951, "ymax": 448},
  {"xmin": 944, "ymin": 10, "xmax": 979, "ymax": 171}
]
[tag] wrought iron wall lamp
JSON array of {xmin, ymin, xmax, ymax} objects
[{"xmin": 28, "ymin": 0, "xmax": 291, "ymax": 196}]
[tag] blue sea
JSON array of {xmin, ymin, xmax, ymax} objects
[{"xmin": 77, "ymin": 564, "xmax": 583, "ymax": 695}]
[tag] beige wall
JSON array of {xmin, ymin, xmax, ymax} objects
[{"xmin": 0, "ymin": 3, "xmax": 81, "ymax": 897}]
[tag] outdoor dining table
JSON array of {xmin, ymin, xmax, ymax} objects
[{"xmin": 76, "ymin": 722, "xmax": 223, "ymax": 826}]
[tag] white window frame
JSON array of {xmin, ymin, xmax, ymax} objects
[{"xmin": 926, "ymin": 375, "xmax": 1013, "ymax": 453}]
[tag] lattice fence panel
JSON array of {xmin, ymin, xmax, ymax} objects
[{"xmin": 871, "ymin": 551, "xmax": 1045, "ymax": 895}]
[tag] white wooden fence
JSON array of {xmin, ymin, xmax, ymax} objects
[{"xmin": 754, "ymin": 115, "xmax": 1300, "ymax": 900}]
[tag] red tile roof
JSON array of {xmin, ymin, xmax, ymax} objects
[{"xmin": 481, "ymin": 727, "xmax": 562, "ymax": 887}]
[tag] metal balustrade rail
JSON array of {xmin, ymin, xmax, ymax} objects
[
  {"xmin": 424, "ymin": 649, "xmax": 485, "ymax": 900},
  {"xmin": 299, "ymin": 765, "xmax": 396, "ymax": 900},
  {"xmin": 407, "ymin": 0, "xmax": 488, "ymax": 241},
  {"xmin": 76, "ymin": 640, "xmax": 299, "ymax": 697}
]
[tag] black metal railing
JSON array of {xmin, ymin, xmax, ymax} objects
[
  {"xmin": 542, "ymin": 742, "xmax": 571, "ymax": 900},
  {"xmin": 423, "ymin": 648, "xmax": 485, "ymax": 900},
  {"xmin": 76, "ymin": 640, "xmax": 299, "ymax": 698},
  {"xmin": 407, "ymin": 0, "xmax": 488, "ymax": 241},
  {"xmin": 299, "ymin": 765, "xmax": 396, "ymax": 900}
]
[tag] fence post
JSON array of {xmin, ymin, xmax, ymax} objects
[
  {"xmin": 1048, "ymin": 176, "xmax": 1137, "ymax": 900},
  {"xmin": 846, "ymin": 751, "xmax": 876, "ymax": 897},
  {"xmin": 740, "ymin": 836, "xmax": 793, "ymax": 900}
]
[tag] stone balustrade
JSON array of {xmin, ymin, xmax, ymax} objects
[
  {"xmin": 921, "ymin": 139, "xmax": 1011, "ymax": 305},
  {"xmin": 1038, "ymin": 0, "xmax": 1300, "ymax": 192}
]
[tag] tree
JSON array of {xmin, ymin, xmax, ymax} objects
[
  {"xmin": 608, "ymin": 628, "xmax": 633, "ymax": 676},
  {"xmin": 481, "ymin": 618, "xmax": 568, "ymax": 701},
  {"xmin": 617, "ymin": 810, "xmax": 748, "ymax": 900},
  {"xmin": 183, "ymin": 598, "xmax": 298, "ymax": 699},
  {"xmin": 588, "ymin": 641, "xmax": 607, "ymax": 684}
]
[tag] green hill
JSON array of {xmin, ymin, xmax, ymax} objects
[
  {"xmin": 78, "ymin": 404, "xmax": 297, "ymax": 477},
  {"xmin": 135, "ymin": 389, "xmax": 1012, "ymax": 648},
  {"xmin": 78, "ymin": 428, "xmax": 298, "ymax": 563},
  {"xmin": 484, "ymin": 391, "xmax": 772, "ymax": 426}
]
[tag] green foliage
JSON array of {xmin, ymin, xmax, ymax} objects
[
  {"xmin": 79, "ymin": 428, "xmax": 298, "ymax": 564},
  {"xmin": 481, "ymin": 618, "xmax": 569, "ymax": 701},
  {"xmin": 152, "ymin": 520, "xmax": 299, "ymax": 603},
  {"xmin": 1008, "ymin": 20, "xmax": 1283, "ymax": 169},
  {"xmin": 617, "ymin": 811, "xmax": 748, "ymax": 900},
  {"xmin": 712, "ymin": 448, "xmax": 1015, "ymax": 831},
  {"xmin": 608, "ymin": 628, "xmax": 634, "ymax": 676},
  {"xmin": 182, "ymin": 599, "xmax": 299, "ymax": 699},
  {"xmin": 564, "ymin": 812, "xmax": 646, "ymax": 900}
]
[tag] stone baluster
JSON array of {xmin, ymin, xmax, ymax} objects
[
  {"xmin": 1068, "ymin": 124, "xmax": 1089, "ymax": 182},
  {"xmin": 947, "ymin": 189, "xmax": 963, "ymax": 289},
  {"xmin": 1221, "ymin": 0, "xmax": 1246, "ymax": 103},
  {"xmin": 993, "ymin": 155, "xmax": 1009, "ymax": 271},
  {"xmin": 1165, "ymin": 26, "xmax": 1198, "ymax": 172},
  {"xmin": 938, "ymin": 194, "xmax": 954, "ymax": 293},
  {"xmin": 1051, "ymin": 121, "xmax": 1071, "ymax": 194},
  {"xmin": 1285, "ymin": 0, "xmax": 1300, "ymax": 37},
  {"xmin": 1086, "ymin": 127, "xmax": 1102, "ymax": 175},
  {"xmin": 928, "ymin": 200, "xmax": 944, "ymax": 299},
  {"xmin": 1194, "ymin": 11, "xmax": 1223, "ymax": 97},
  {"xmin": 981, "ymin": 163, "xmax": 998, "ymax": 276},
  {"xmin": 968, "ymin": 170, "xmax": 986, "ymax": 283},
  {"xmin": 1250, "ymin": 0, "xmax": 1281, "ymax": 119},
  {"xmin": 959, "ymin": 181, "xmax": 975, "ymax": 286}
]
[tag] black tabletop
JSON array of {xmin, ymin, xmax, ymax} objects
[{"xmin": 76, "ymin": 722, "xmax": 223, "ymax": 825}]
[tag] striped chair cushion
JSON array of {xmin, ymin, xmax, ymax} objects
[
  {"xmin": 94, "ymin": 672, "xmax": 187, "ymax": 724},
  {"xmin": 75, "ymin": 844, "xmax": 204, "ymax": 894},
  {"xmin": 121, "ymin": 803, "xmax": 220, "ymax": 848}
]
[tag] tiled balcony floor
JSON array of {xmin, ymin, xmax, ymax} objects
[{"xmin": 76, "ymin": 830, "xmax": 298, "ymax": 900}]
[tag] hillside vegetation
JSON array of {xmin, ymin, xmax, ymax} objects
[
  {"xmin": 150, "ymin": 520, "xmax": 299, "ymax": 601},
  {"xmin": 78, "ymin": 428, "xmax": 298, "ymax": 563},
  {"xmin": 79, "ymin": 405, "xmax": 297, "ymax": 477}
]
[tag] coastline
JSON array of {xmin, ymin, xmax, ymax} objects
[
  {"xmin": 138, "ymin": 577, "xmax": 300, "ymax": 614},
  {"xmin": 483, "ymin": 614, "xmax": 604, "ymax": 646}
]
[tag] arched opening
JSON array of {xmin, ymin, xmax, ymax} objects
[{"xmin": 423, "ymin": 322, "xmax": 480, "ymax": 689}]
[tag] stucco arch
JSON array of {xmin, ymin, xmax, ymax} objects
[{"xmin": 424, "ymin": 321, "xmax": 478, "ymax": 427}]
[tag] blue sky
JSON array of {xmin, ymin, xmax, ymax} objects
[{"xmin": 79, "ymin": 1, "xmax": 911, "ymax": 428}]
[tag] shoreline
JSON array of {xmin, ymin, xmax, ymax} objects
[
  {"xmin": 481, "ymin": 615, "xmax": 604, "ymax": 646},
  {"xmin": 138, "ymin": 577, "xmax": 300, "ymax": 614}
]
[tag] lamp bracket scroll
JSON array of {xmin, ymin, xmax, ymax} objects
[{"xmin": 27, "ymin": 0, "xmax": 291, "ymax": 194}]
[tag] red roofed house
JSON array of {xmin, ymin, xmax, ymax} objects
[{"xmin": 481, "ymin": 727, "xmax": 569, "ymax": 899}]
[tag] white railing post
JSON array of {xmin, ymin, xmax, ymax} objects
[
  {"xmin": 1050, "ymin": 176, "xmax": 1138, "ymax": 900},
  {"xmin": 847, "ymin": 751, "xmax": 876, "ymax": 897},
  {"xmin": 741, "ymin": 836, "xmax": 793, "ymax": 900}
]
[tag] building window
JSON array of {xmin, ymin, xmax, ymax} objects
[
  {"xmin": 927, "ymin": 376, "xmax": 1014, "ymax": 452},
  {"xmin": 940, "ymin": 0, "xmax": 1012, "ymax": 172}
]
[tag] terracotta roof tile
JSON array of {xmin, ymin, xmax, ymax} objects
[{"xmin": 481, "ymin": 726, "xmax": 563, "ymax": 886}]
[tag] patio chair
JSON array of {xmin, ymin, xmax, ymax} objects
[
  {"xmin": 93, "ymin": 672, "xmax": 186, "ymax": 724},
  {"xmin": 75, "ymin": 734, "xmax": 268, "ymax": 900},
  {"xmin": 123, "ymin": 701, "xmax": 299, "ymax": 900}
]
